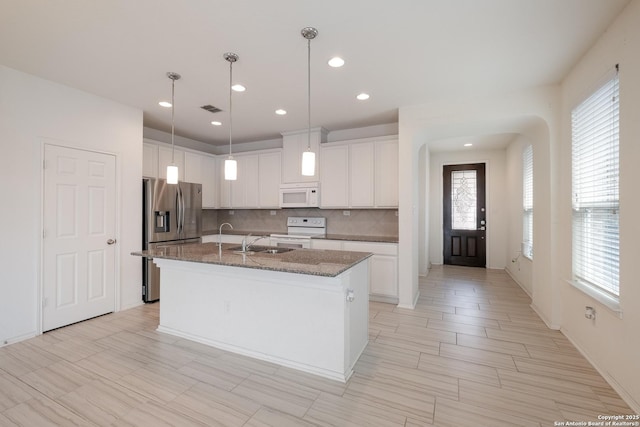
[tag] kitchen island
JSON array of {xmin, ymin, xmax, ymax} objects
[{"xmin": 132, "ymin": 242, "xmax": 371, "ymax": 382}]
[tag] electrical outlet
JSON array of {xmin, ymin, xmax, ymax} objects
[
  {"xmin": 270, "ymin": 210, "xmax": 276, "ymax": 216},
  {"xmin": 224, "ymin": 300, "xmax": 231, "ymax": 314},
  {"xmin": 343, "ymin": 210, "xmax": 350, "ymax": 216},
  {"xmin": 229, "ymin": 210, "xmax": 234, "ymax": 215}
]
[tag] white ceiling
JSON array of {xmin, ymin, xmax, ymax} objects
[{"xmin": 0, "ymin": 0, "xmax": 630, "ymax": 147}]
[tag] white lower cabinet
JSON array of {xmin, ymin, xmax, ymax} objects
[
  {"xmin": 312, "ymin": 239, "xmax": 398, "ymax": 302},
  {"xmin": 310, "ymin": 239, "xmax": 344, "ymax": 250}
]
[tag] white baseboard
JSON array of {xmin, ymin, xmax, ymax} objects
[
  {"xmin": 0, "ymin": 331, "xmax": 38, "ymax": 348},
  {"xmin": 397, "ymin": 290, "xmax": 420, "ymax": 310},
  {"xmin": 505, "ymin": 266, "xmax": 532, "ymax": 298},
  {"xmin": 561, "ymin": 328, "xmax": 640, "ymax": 414}
]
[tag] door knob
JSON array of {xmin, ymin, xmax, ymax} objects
[{"xmin": 107, "ymin": 239, "xmax": 116, "ymax": 245}]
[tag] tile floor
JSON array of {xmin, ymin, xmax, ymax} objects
[{"xmin": 0, "ymin": 265, "xmax": 635, "ymax": 426}]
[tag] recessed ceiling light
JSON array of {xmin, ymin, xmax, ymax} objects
[
  {"xmin": 328, "ymin": 57, "xmax": 345, "ymax": 68},
  {"xmin": 275, "ymin": 109, "xmax": 287, "ymax": 115},
  {"xmin": 464, "ymin": 143, "xmax": 473, "ymax": 147},
  {"xmin": 159, "ymin": 101, "xmax": 172, "ymax": 108},
  {"xmin": 211, "ymin": 121, "xmax": 222, "ymax": 126},
  {"xmin": 356, "ymin": 93, "xmax": 370, "ymax": 101},
  {"xmin": 231, "ymin": 84, "xmax": 246, "ymax": 92}
]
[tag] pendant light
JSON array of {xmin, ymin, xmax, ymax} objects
[
  {"xmin": 166, "ymin": 72, "xmax": 181, "ymax": 184},
  {"xmin": 224, "ymin": 52, "xmax": 239, "ymax": 181},
  {"xmin": 301, "ymin": 27, "xmax": 318, "ymax": 177}
]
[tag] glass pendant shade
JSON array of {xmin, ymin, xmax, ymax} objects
[
  {"xmin": 301, "ymin": 150, "xmax": 316, "ymax": 176},
  {"xmin": 166, "ymin": 164, "xmax": 179, "ymax": 184},
  {"xmin": 224, "ymin": 157, "xmax": 237, "ymax": 181}
]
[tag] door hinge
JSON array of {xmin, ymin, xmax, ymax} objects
[
  {"xmin": 42, "ymin": 298, "xmax": 48, "ymax": 308},
  {"xmin": 42, "ymin": 229, "xmax": 46, "ymax": 239},
  {"xmin": 43, "ymin": 159, "xmax": 47, "ymax": 170}
]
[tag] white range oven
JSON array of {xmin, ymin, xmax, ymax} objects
[{"xmin": 270, "ymin": 217, "xmax": 326, "ymax": 249}]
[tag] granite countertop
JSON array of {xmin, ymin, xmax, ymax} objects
[
  {"xmin": 132, "ymin": 242, "xmax": 372, "ymax": 277},
  {"xmin": 202, "ymin": 229, "xmax": 399, "ymax": 244},
  {"xmin": 318, "ymin": 234, "xmax": 398, "ymax": 244}
]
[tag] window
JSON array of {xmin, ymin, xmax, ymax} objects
[
  {"xmin": 522, "ymin": 145, "xmax": 533, "ymax": 259},
  {"xmin": 571, "ymin": 65, "xmax": 619, "ymax": 302}
]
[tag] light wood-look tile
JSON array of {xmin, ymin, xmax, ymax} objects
[
  {"xmin": 231, "ymin": 374, "xmax": 319, "ymax": 418},
  {"xmin": 439, "ymin": 342, "xmax": 518, "ymax": 370},
  {"xmin": 343, "ymin": 374, "xmax": 435, "ymax": 424},
  {"xmin": 457, "ymin": 333, "xmax": 530, "ymax": 357},
  {"xmin": 433, "ymin": 396, "xmax": 542, "ymax": 427},
  {"xmin": 166, "ymin": 382, "xmax": 259, "ymax": 426},
  {"xmin": 417, "ymin": 352, "xmax": 501, "ymax": 387},
  {"xmin": 304, "ymin": 391, "xmax": 406, "ymax": 427},
  {"xmin": 0, "ymin": 265, "xmax": 634, "ymax": 426},
  {"xmin": 459, "ymin": 378, "xmax": 564, "ymax": 422}
]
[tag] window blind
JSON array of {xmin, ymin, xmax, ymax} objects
[
  {"xmin": 571, "ymin": 65, "xmax": 619, "ymax": 298},
  {"xmin": 522, "ymin": 144, "xmax": 533, "ymax": 259}
]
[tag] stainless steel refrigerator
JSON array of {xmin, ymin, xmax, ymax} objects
[{"xmin": 142, "ymin": 178, "xmax": 202, "ymax": 302}]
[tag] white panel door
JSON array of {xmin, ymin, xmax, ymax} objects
[{"xmin": 43, "ymin": 145, "xmax": 116, "ymax": 331}]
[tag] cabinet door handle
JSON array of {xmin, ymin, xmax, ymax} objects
[{"xmin": 107, "ymin": 239, "xmax": 116, "ymax": 245}]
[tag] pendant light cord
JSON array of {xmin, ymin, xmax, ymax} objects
[
  {"xmin": 171, "ymin": 77, "xmax": 175, "ymax": 163},
  {"xmin": 229, "ymin": 60, "xmax": 233, "ymax": 157},
  {"xmin": 307, "ymin": 37, "xmax": 311, "ymax": 151}
]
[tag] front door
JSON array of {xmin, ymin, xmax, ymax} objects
[
  {"xmin": 443, "ymin": 163, "xmax": 486, "ymax": 267},
  {"xmin": 42, "ymin": 144, "xmax": 117, "ymax": 331}
]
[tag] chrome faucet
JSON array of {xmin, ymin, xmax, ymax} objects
[
  {"xmin": 241, "ymin": 233, "xmax": 269, "ymax": 252},
  {"xmin": 218, "ymin": 222, "xmax": 233, "ymax": 247}
]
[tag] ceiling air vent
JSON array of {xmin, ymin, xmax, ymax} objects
[{"xmin": 200, "ymin": 105, "xmax": 223, "ymax": 114}]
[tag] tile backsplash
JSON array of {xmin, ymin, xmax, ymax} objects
[{"xmin": 203, "ymin": 208, "xmax": 398, "ymax": 238}]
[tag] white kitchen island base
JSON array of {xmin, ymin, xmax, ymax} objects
[{"xmin": 153, "ymin": 257, "xmax": 369, "ymax": 382}]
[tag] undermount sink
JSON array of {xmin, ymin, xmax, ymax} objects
[
  {"xmin": 227, "ymin": 245, "xmax": 294, "ymax": 255},
  {"xmin": 260, "ymin": 247, "xmax": 294, "ymax": 254}
]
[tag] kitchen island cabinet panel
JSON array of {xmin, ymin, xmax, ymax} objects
[{"xmin": 135, "ymin": 243, "xmax": 370, "ymax": 382}]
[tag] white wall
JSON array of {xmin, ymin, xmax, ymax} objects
[
  {"xmin": 505, "ymin": 136, "xmax": 533, "ymax": 295},
  {"xmin": 418, "ymin": 144, "xmax": 430, "ymax": 276},
  {"xmin": 557, "ymin": 0, "xmax": 640, "ymax": 411},
  {"xmin": 0, "ymin": 65, "xmax": 143, "ymax": 345},
  {"xmin": 428, "ymin": 148, "xmax": 508, "ymax": 269}
]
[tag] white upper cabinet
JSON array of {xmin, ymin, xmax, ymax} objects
[
  {"xmin": 350, "ymin": 143, "xmax": 375, "ymax": 207},
  {"xmin": 219, "ymin": 150, "xmax": 282, "ymax": 209},
  {"xmin": 185, "ymin": 151, "xmax": 218, "ymax": 209},
  {"xmin": 143, "ymin": 140, "xmax": 217, "ymax": 208},
  {"xmin": 158, "ymin": 145, "xmax": 185, "ymax": 182},
  {"xmin": 142, "ymin": 143, "xmax": 158, "ymax": 178},
  {"xmin": 319, "ymin": 137, "xmax": 398, "ymax": 209},
  {"xmin": 319, "ymin": 145, "xmax": 349, "ymax": 208},
  {"xmin": 374, "ymin": 140, "xmax": 399, "ymax": 207},
  {"xmin": 281, "ymin": 128, "xmax": 327, "ymax": 183},
  {"xmin": 259, "ymin": 151, "xmax": 282, "ymax": 208},
  {"xmin": 184, "ymin": 151, "xmax": 203, "ymax": 184}
]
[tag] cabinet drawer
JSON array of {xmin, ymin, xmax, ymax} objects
[{"xmin": 342, "ymin": 241, "xmax": 398, "ymax": 256}]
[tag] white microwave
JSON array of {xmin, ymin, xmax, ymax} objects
[{"xmin": 279, "ymin": 183, "xmax": 320, "ymax": 208}]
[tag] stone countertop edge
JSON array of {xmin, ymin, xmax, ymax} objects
[
  {"xmin": 132, "ymin": 242, "xmax": 373, "ymax": 278},
  {"xmin": 202, "ymin": 229, "xmax": 399, "ymax": 244}
]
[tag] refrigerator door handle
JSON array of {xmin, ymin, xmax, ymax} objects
[
  {"xmin": 175, "ymin": 186, "xmax": 181, "ymax": 235},
  {"xmin": 179, "ymin": 185, "xmax": 185, "ymax": 236}
]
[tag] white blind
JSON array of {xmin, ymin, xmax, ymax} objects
[
  {"xmin": 522, "ymin": 144, "xmax": 533, "ymax": 259},
  {"xmin": 571, "ymin": 65, "xmax": 619, "ymax": 297}
]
